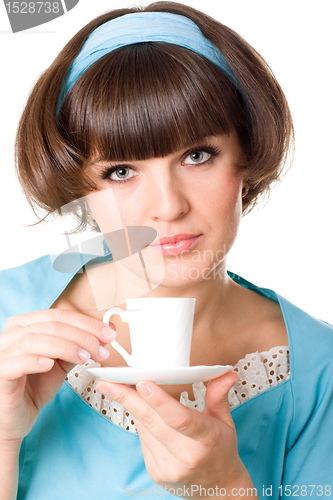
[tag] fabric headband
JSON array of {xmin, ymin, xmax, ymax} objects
[{"xmin": 57, "ymin": 11, "xmax": 240, "ymax": 115}]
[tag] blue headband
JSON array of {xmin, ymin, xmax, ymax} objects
[{"xmin": 57, "ymin": 11, "xmax": 239, "ymax": 115}]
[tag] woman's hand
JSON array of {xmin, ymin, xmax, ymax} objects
[
  {"xmin": 0, "ymin": 309, "xmax": 116, "ymax": 444},
  {"xmin": 96, "ymin": 372, "xmax": 256, "ymax": 499}
]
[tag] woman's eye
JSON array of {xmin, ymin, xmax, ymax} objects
[
  {"xmin": 184, "ymin": 150, "xmax": 212, "ymax": 165},
  {"xmin": 109, "ymin": 167, "xmax": 134, "ymax": 182}
]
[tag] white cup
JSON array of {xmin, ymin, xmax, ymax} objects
[{"xmin": 103, "ymin": 298, "xmax": 196, "ymax": 368}]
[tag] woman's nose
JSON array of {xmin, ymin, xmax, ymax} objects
[{"xmin": 149, "ymin": 177, "xmax": 190, "ymax": 222}]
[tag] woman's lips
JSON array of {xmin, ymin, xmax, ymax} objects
[{"xmin": 149, "ymin": 234, "xmax": 202, "ymax": 255}]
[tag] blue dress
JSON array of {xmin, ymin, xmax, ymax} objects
[{"xmin": 1, "ymin": 251, "xmax": 333, "ymax": 499}]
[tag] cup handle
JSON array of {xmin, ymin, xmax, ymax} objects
[{"xmin": 103, "ymin": 308, "xmax": 134, "ymax": 366}]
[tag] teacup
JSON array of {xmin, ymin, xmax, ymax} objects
[{"xmin": 103, "ymin": 298, "xmax": 196, "ymax": 368}]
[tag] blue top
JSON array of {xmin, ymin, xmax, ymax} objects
[{"xmin": 1, "ymin": 253, "xmax": 333, "ymax": 499}]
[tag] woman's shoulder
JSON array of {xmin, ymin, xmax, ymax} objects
[
  {"xmin": 233, "ymin": 273, "xmax": 333, "ymax": 445},
  {"xmin": 0, "ymin": 254, "xmax": 53, "ymax": 294},
  {"xmin": 0, "ymin": 247, "xmax": 111, "ymax": 332},
  {"xmin": 277, "ymin": 292, "xmax": 333, "ymax": 354},
  {"xmin": 277, "ymin": 292, "xmax": 333, "ymax": 388},
  {"xmin": 0, "ymin": 255, "xmax": 71, "ymax": 332},
  {"xmin": 276, "ymin": 294, "xmax": 333, "ymax": 455},
  {"xmin": 228, "ymin": 271, "xmax": 333, "ymax": 374}
]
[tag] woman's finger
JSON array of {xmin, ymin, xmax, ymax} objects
[
  {"xmin": 4, "ymin": 308, "xmax": 116, "ymax": 345},
  {"xmin": 203, "ymin": 371, "xmax": 238, "ymax": 426},
  {"xmin": 1, "ymin": 321, "xmax": 116, "ymax": 351},
  {"xmin": 0, "ymin": 333, "xmax": 109, "ymax": 365},
  {"xmin": 3, "ymin": 321, "xmax": 114, "ymax": 358},
  {"xmin": 133, "ymin": 372, "xmax": 236, "ymax": 434},
  {"xmin": 135, "ymin": 381, "xmax": 207, "ymax": 437},
  {"xmin": 135, "ymin": 419, "xmax": 175, "ymax": 479},
  {"xmin": 96, "ymin": 381, "xmax": 205, "ymax": 449},
  {"xmin": 0, "ymin": 322, "xmax": 115, "ymax": 359},
  {"xmin": 97, "ymin": 381, "xmax": 166, "ymax": 432},
  {"xmin": 136, "ymin": 421, "xmax": 184, "ymax": 488},
  {"xmin": 137, "ymin": 434, "xmax": 159, "ymax": 474},
  {"xmin": 0, "ymin": 354, "xmax": 54, "ymax": 384}
]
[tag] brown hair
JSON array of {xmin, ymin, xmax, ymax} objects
[{"xmin": 15, "ymin": 1, "xmax": 294, "ymax": 231}]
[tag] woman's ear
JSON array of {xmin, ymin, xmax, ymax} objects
[
  {"xmin": 86, "ymin": 211, "xmax": 99, "ymax": 228},
  {"xmin": 242, "ymin": 181, "xmax": 249, "ymax": 198}
]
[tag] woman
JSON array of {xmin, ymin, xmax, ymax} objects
[{"xmin": 0, "ymin": 2, "xmax": 332, "ymax": 499}]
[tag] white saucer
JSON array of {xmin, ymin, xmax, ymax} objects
[{"xmin": 86, "ymin": 365, "xmax": 232, "ymax": 385}]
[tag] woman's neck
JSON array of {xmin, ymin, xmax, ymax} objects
[{"xmin": 138, "ymin": 260, "xmax": 245, "ymax": 355}]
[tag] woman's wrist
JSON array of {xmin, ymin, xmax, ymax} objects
[
  {"xmin": 221, "ymin": 464, "xmax": 258, "ymax": 500},
  {"xmin": 185, "ymin": 464, "xmax": 257, "ymax": 500},
  {"xmin": 0, "ymin": 437, "xmax": 22, "ymax": 454},
  {"xmin": 0, "ymin": 439, "xmax": 21, "ymax": 500}
]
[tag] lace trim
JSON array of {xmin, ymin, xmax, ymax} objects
[
  {"xmin": 66, "ymin": 345, "xmax": 290, "ymax": 434},
  {"xmin": 181, "ymin": 345, "xmax": 290, "ymax": 410}
]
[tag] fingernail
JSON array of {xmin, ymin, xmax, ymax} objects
[
  {"xmin": 38, "ymin": 357, "xmax": 54, "ymax": 368},
  {"xmin": 99, "ymin": 345, "xmax": 110, "ymax": 360},
  {"xmin": 102, "ymin": 326, "xmax": 117, "ymax": 341},
  {"xmin": 96, "ymin": 381, "xmax": 111, "ymax": 395},
  {"xmin": 78, "ymin": 348, "xmax": 91, "ymax": 362},
  {"xmin": 136, "ymin": 381, "xmax": 152, "ymax": 398}
]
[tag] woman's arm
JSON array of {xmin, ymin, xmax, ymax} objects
[{"xmin": 0, "ymin": 440, "xmax": 21, "ymax": 500}]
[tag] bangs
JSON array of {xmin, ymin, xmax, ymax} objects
[{"xmin": 60, "ymin": 42, "xmax": 247, "ymax": 162}]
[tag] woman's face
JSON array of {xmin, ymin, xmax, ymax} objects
[{"xmin": 88, "ymin": 133, "xmax": 245, "ymax": 289}]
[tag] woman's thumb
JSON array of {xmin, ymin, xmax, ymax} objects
[{"xmin": 204, "ymin": 370, "xmax": 238, "ymax": 424}]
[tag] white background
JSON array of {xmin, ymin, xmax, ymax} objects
[{"xmin": 0, "ymin": 1, "xmax": 332, "ymax": 323}]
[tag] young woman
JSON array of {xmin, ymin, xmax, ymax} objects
[{"xmin": 0, "ymin": 2, "xmax": 332, "ymax": 499}]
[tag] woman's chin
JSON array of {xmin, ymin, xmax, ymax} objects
[
  {"xmin": 156, "ymin": 264, "xmax": 221, "ymax": 290},
  {"xmin": 141, "ymin": 245, "xmax": 226, "ymax": 291}
]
